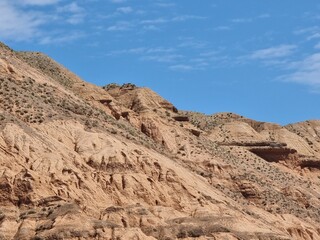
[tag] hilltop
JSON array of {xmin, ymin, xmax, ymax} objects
[{"xmin": 0, "ymin": 42, "xmax": 320, "ymax": 240}]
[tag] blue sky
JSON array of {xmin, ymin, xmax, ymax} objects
[{"xmin": 1, "ymin": 0, "xmax": 320, "ymax": 124}]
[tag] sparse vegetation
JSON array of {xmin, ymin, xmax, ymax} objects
[{"xmin": 16, "ymin": 51, "xmax": 74, "ymax": 88}]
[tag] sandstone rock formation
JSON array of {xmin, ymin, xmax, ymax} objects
[{"xmin": 0, "ymin": 41, "xmax": 320, "ymax": 239}]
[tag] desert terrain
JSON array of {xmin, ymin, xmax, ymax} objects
[{"xmin": 0, "ymin": 41, "xmax": 320, "ymax": 239}]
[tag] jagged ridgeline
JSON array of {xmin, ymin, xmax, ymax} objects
[{"xmin": 0, "ymin": 42, "xmax": 320, "ymax": 240}]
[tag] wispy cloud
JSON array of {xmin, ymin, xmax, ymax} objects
[
  {"xmin": 39, "ymin": 31, "xmax": 84, "ymax": 45},
  {"xmin": 116, "ymin": 6, "xmax": 133, "ymax": 14},
  {"xmin": 172, "ymin": 15, "xmax": 206, "ymax": 21},
  {"xmin": 142, "ymin": 25, "xmax": 160, "ymax": 31},
  {"xmin": 0, "ymin": 0, "xmax": 85, "ymax": 43},
  {"xmin": 230, "ymin": 14, "xmax": 270, "ymax": 24},
  {"xmin": 250, "ymin": 45, "xmax": 297, "ymax": 59},
  {"xmin": 110, "ymin": 0, "xmax": 126, "ymax": 3},
  {"xmin": 107, "ymin": 46, "xmax": 184, "ymax": 65},
  {"xmin": 169, "ymin": 64, "xmax": 196, "ymax": 71},
  {"xmin": 247, "ymin": 41, "xmax": 320, "ymax": 91},
  {"xmin": 57, "ymin": 2, "xmax": 82, "ymax": 12},
  {"xmin": 293, "ymin": 26, "xmax": 320, "ymax": 43},
  {"xmin": 293, "ymin": 26, "xmax": 319, "ymax": 35},
  {"xmin": 0, "ymin": 1, "xmax": 44, "ymax": 41},
  {"xmin": 231, "ymin": 18, "xmax": 252, "ymax": 23},
  {"xmin": 307, "ymin": 33, "xmax": 320, "ymax": 41},
  {"xmin": 258, "ymin": 14, "xmax": 270, "ymax": 19},
  {"xmin": 314, "ymin": 42, "xmax": 320, "ymax": 49},
  {"xmin": 57, "ymin": 2, "xmax": 86, "ymax": 24},
  {"xmin": 141, "ymin": 54, "xmax": 182, "ymax": 63},
  {"xmin": 279, "ymin": 53, "xmax": 320, "ymax": 90},
  {"xmin": 145, "ymin": 47, "xmax": 175, "ymax": 53},
  {"xmin": 168, "ymin": 50, "xmax": 228, "ymax": 72},
  {"xmin": 15, "ymin": 0, "xmax": 60, "ymax": 6},
  {"xmin": 120, "ymin": 47, "xmax": 147, "ymax": 54},
  {"xmin": 169, "ymin": 58, "xmax": 213, "ymax": 71},
  {"xmin": 155, "ymin": 2, "xmax": 175, "ymax": 8},
  {"xmin": 107, "ymin": 14, "xmax": 207, "ymax": 33},
  {"xmin": 107, "ymin": 43, "xmax": 229, "ymax": 72},
  {"xmin": 98, "ymin": 5, "xmax": 139, "ymax": 19},
  {"xmin": 140, "ymin": 18, "xmax": 167, "ymax": 24},
  {"xmin": 107, "ymin": 21, "xmax": 133, "ymax": 31},
  {"xmin": 213, "ymin": 26, "xmax": 231, "ymax": 31},
  {"xmin": 178, "ymin": 38, "xmax": 207, "ymax": 49},
  {"xmin": 140, "ymin": 15, "xmax": 205, "ymax": 25},
  {"xmin": 107, "ymin": 47, "xmax": 178, "ymax": 57}
]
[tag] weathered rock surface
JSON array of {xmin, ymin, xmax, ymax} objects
[{"xmin": 0, "ymin": 42, "xmax": 320, "ymax": 239}]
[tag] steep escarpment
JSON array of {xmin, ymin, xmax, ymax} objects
[{"xmin": 0, "ymin": 42, "xmax": 320, "ymax": 240}]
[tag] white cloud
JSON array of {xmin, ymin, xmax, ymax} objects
[
  {"xmin": 141, "ymin": 54, "xmax": 182, "ymax": 63},
  {"xmin": 108, "ymin": 47, "xmax": 182, "ymax": 65},
  {"xmin": 169, "ymin": 64, "xmax": 195, "ymax": 71},
  {"xmin": 107, "ymin": 47, "xmax": 146, "ymax": 55},
  {"xmin": 0, "ymin": 0, "xmax": 84, "ymax": 43},
  {"xmin": 108, "ymin": 47, "xmax": 175, "ymax": 56},
  {"xmin": 172, "ymin": 15, "xmax": 206, "ymax": 22},
  {"xmin": 110, "ymin": 0, "xmax": 126, "ymax": 3},
  {"xmin": 178, "ymin": 38, "xmax": 207, "ymax": 49},
  {"xmin": 307, "ymin": 33, "xmax": 320, "ymax": 40},
  {"xmin": 155, "ymin": 2, "xmax": 175, "ymax": 8},
  {"xmin": 57, "ymin": 2, "xmax": 85, "ymax": 24},
  {"xmin": 250, "ymin": 45, "xmax": 297, "ymax": 59},
  {"xmin": 169, "ymin": 58, "xmax": 213, "ymax": 71},
  {"xmin": 0, "ymin": 1, "xmax": 44, "ymax": 41},
  {"xmin": 293, "ymin": 26, "xmax": 320, "ymax": 43},
  {"xmin": 293, "ymin": 26, "xmax": 319, "ymax": 35},
  {"xmin": 15, "ymin": 0, "xmax": 60, "ymax": 6},
  {"xmin": 280, "ymin": 53, "xmax": 320, "ymax": 89},
  {"xmin": 140, "ymin": 18, "xmax": 167, "ymax": 24},
  {"xmin": 116, "ymin": 7, "xmax": 133, "ymax": 14},
  {"xmin": 146, "ymin": 47, "xmax": 175, "ymax": 53},
  {"xmin": 39, "ymin": 32, "xmax": 84, "ymax": 44},
  {"xmin": 231, "ymin": 18, "xmax": 252, "ymax": 23},
  {"xmin": 200, "ymin": 50, "xmax": 220, "ymax": 57},
  {"xmin": 258, "ymin": 14, "xmax": 270, "ymax": 19},
  {"xmin": 57, "ymin": 2, "xmax": 82, "ymax": 13},
  {"xmin": 107, "ymin": 44, "xmax": 219, "ymax": 71},
  {"xmin": 214, "ymin": 26, "xmax": 231, "ymax": 31},
  {"xmin": 246, "ymin": 41, "xmax": 320, "ymax": 90},
  {"xmin": 140, "ymin": 15, "xmax": 205, "ymax": 25},
  {"xmin": 142, "ymin": 25, "xmax": 160, "ymax": 31},
  {"xmin": 66, "ymin": 15, "xmax": 84, "ymax": 24},
  {"xmin": 107, "ymin": 21, "xmax": 133, "ymax": 31}
]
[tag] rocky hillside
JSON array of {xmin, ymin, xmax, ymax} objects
[{"xmin": 0, "ymin": 41, "xmax": 320, "ymax": 240}]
